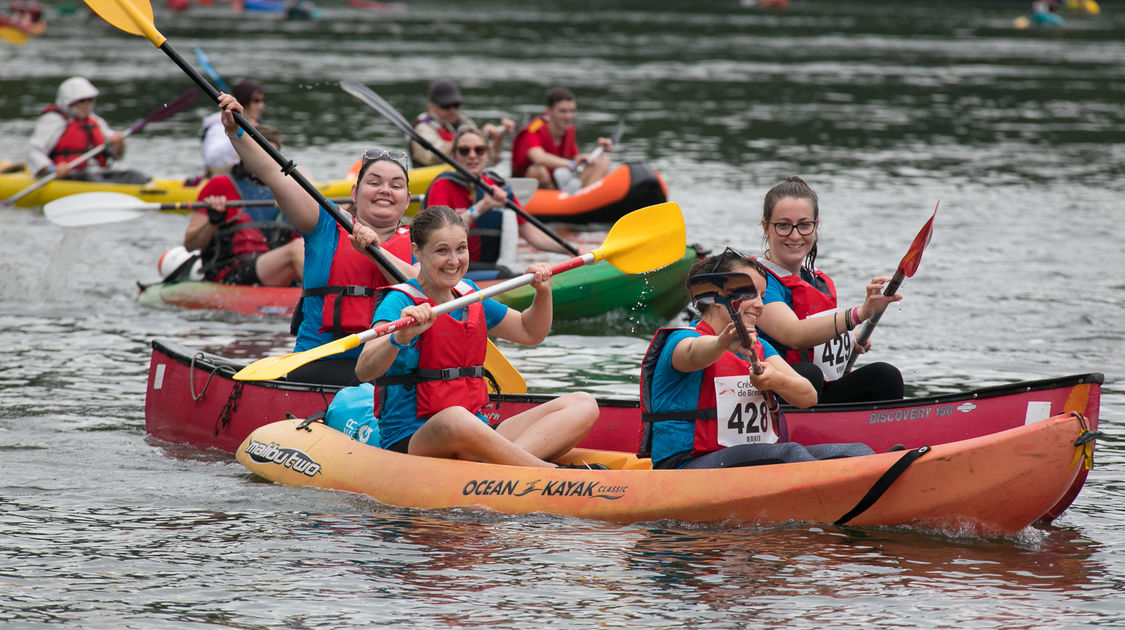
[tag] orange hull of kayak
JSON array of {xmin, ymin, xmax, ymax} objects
[
  {"xmin": 236, "ymin": 413, "xmax": 1091, "ymax": 535},
  {"xmin": 522, "ymin": 162, "xmax": 668, "ymax": 223}
]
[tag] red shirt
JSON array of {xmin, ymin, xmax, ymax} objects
[{"xmin": 510, "ymin": 114, "xmax": 577, "ymax": 177}]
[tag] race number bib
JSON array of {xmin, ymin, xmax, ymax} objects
[
  {"xmin": 807, "ymin": 309, "xmax": 853, "ymax": 381},
  {"xmin": 714, "ymin": 374, "xmax": 778, "ymax": 446}
]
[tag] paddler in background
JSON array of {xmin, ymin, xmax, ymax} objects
[
  {"xmin": 181, "ymin": 123, "xmax": 304, "ymax": 287},
  {"xmin": 753, "ymin": 176, "xmax": 904, "ymax": 403},
  {"xmin": 638, "ymin": 250, "xmax": 874, "ymax": 470},
  {"xmin": 215, "ymin": 93, "xmax": 417, "ymax": 385},
  {"xmin": 510, "ymin": 86, "xmax": 613, "ymax": 191},
  {"xmin": 422, "ymin": 127, "xmax": 575, "ymax": 277},
  {"xmin": 27, "ymin": 77, "xmax": 148, "ymax": 184},
  {"xmin": 411, "ymin": 79, "xmax": 514, "ymax": 168},
  {"xmin": 201, "ymin": 80, "xmax": 266, "ymax": 176}
]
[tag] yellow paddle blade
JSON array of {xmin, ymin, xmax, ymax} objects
[
  {"xmin": 83, "ymin": 0, "xmax": 165, "ymax": 45},
  {"xmin": 233, "ymin": 334, "xmax": 362, "ymax": 381},
  {"xmin": 592, "ymin": 202, "xmax": 685, "ymax": 275},
  {"xmin": 485, "ymin": 341, "xmax": 527, "ymax": 395},
  {"xmin": 0, "ymin": 25, "xmax": 29, "ymax": 45}
]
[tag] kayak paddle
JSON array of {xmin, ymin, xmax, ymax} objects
[
  {"xmin": 233, "ymin": 201, "xmax": 686, "ymax": 381},
  {"xmin": 553, "ymin": 118, "xmax": 625, "ymax": 195},
  {"xmin": 1, "ymin": 87, "xmax": 198, "ymax": 207},
  {"xmin": 843, "ymin": 202, "xmax": 938, "ymax": 373},
  {"xmin": 194, "ymin": 47, "xmax": 230, "ymax": 93},
  {"xmin": 81, "ymin": 0, "xmax": 527, "ymax": 394},
  {"xmin": 42, "ymin": 191, "xmax": 355, "ymax": 227},
  {"xmin": 339, "ymin": 80, "xmax": 581, "ymax": 257}
]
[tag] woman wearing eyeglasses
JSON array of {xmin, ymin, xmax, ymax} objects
[
  {"xmin": 638, "ymin": 252, "xmax": 872, "ymax": 469},
  {"xmin": 755, "ymin": 176, "xmax": 904, "ymax": 404},
  {"xmin": 423, "ymin": 128, "xmax": 573, "ymax": 270},
  {"xmin": 355, "ymin": 205, "xmax": 600, "ymax": 468},
  {"xmin": 217, "ymin": 93, "xmax": 418, "ymax": 384}
]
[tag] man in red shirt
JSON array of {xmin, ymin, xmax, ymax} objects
[{"xmin": 510, "ymin": 86, "xmax": 613, "ymax": 191}]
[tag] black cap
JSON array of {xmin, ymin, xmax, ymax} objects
[{"xmin": 428, "ymin": 80, "xmax": 462, "ymax": 107}]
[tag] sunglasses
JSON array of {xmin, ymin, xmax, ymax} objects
[
  {"xmin": 359, "ymin": 147, "xmax": 410, "ymax": 180},
  {"xmin": 705, "ymin": 246, "xmax": 749, "ymax": 275},
  {"xmin": 689, "ymin": 271, "xmax": 760, "ymax": 310},
  {"xmin": 439, "ymin": 102, "xmax": 461, "ymax": 110},
  {"xmin": 457, "ymin": 145, "xmax": 488, "ymax": 157},
  {"xmin": 73, "ymin": 97, "xmax": 96, "ymax": 104}
]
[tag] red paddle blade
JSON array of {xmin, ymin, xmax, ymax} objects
[{"xmin": 898, "ymin": 202, "xmax": 937, "ymax": 278}]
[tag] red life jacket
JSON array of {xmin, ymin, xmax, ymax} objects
[
  {"xmin": 375, "ymin": 280, "xmax": 490, "ymax": 418},
  {"xmin": 295, "ymin": 224, "xmax": 412, "ymax": 338},
  {"xmin": 42, "ymin": 105, "xmax": 108, "ymax": 168},
  {"xmin": 754, "ymin": 257, "xmax": 852, "ymax": 382},
  {"xmin": 638, "ymin": 320, "xmax": 767, "ymax": 458},
  {"xmin": 412, "ymin": 112, "xmax": 456, "ymax": 143},
  {"xmin": 423, "ymin": 171, "xmax": 523, "ymax": 263},
  {"xmin": 510, "ymin": 114, "xmax": 578, "ymax": 177}
]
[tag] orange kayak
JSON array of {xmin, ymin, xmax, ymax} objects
[{"xmin": 236, "ymin": 412, "xmax": 1097, "ymax": 535}]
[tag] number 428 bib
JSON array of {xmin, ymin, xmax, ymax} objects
[{"xmin": 714, "ymin": 374, "xmax": 779, "ymax": 446}]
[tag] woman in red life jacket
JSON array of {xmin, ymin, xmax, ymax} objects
[
  {"xmin": 424, "ymin": 127, "xmax": 573, "ymax": 269},
  {"xmin": 182, "ymin": 124, "xmax": 303, "ymax": 287},
  {"xmin": 215, "ymin": 93, "xmax": 417, "ymax": 385},
  {"xmin": 754, "ymin": 176, "xmax": 904, "ymax": 403},
  {"xmin": 355, "ymin": 205, "xmax": 600, "ymax": 468},
  {"xmin": 640, "ymin": 251, "xmax": 871, "ymax": 469},
  {"xmin": 27, "ymin": 77, "xmax": 144, "ymax": 183}
]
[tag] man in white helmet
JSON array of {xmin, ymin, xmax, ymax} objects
[{"xmin": 27, "ymin": 77, "xmax": 142, "ymax": 182}]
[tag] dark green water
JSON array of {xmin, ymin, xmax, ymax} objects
[{"xmin": 1, "ymin": 1, "xmax": 1123, "ymax": 627}]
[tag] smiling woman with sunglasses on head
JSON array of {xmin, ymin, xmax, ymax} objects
[
  {"xmin": 638, "ymin": 251, "xmax": 873, "ymax": 470},
  {"xmin": 754, "ymin": 176, "xmax": 904, "ymax": 404},
  {"xmin": 423, "ymin": 127, "xmax": 575, "ymax": 271},
  {"xmin": 215, "ymin": 93, "xmax": 418, "ymax": 384}
]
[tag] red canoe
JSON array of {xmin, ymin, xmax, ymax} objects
[{"xmin": 144, "ymin": 339, "xmax": 1102, "ymax": 522}]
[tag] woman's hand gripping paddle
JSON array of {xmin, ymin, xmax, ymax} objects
[
  {"xmin": 82, "ymin": 0, "xmax": 528, "ymax": 393},
  {"xmin": 843, "ymin": 203, "xmax": 937, "ymax": 373},
  {"xmin": 232, "ymin": 201, "xmax": 685, "ymax": 381},
  {"xmin": 689, "ymin": 271, "xmax": 782, "ymax": 430}
]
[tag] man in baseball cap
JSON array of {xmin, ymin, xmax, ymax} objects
[{"xmin": 411, "ymin": 79, "xmax": 514, "ymax": 167}]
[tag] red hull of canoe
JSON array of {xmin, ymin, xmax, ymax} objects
[{"xmin": 144, "ymin": 339, "xmax": 1100, "ymax": 522}]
